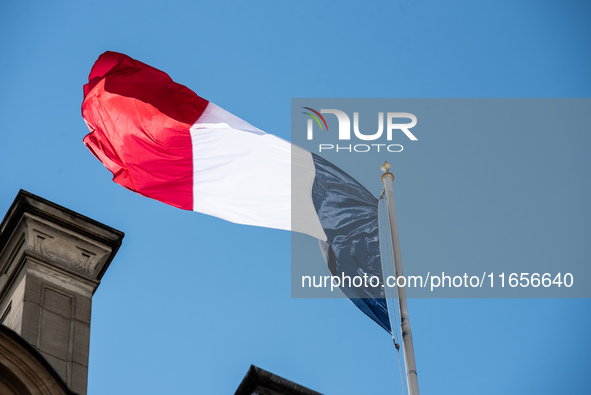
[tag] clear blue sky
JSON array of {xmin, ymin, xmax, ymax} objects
[{"xmin": 1, "ymin": 1, "xmax": 590, "ymax": 394}]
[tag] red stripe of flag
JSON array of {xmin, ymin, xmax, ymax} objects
[{"xmin": 82, "ymin": 51, "xmax": 209, "ymax": 210}]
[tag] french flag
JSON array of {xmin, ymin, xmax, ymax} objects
[{"xmin": 82, "ymin": 51, "xmax": 391, "ymax": 334}]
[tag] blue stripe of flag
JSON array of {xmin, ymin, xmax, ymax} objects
[{"xmin": 310, "ymin": 154, "xmax": 391, "ymax": 334}]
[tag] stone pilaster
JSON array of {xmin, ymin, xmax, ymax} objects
[{"xmin": 0, "ymin": 190, "xmax": 123, "ymax": 395}]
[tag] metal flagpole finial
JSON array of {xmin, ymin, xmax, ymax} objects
[{"xmin": 381, "ymin": 161, "xmax": 394, "ymax": 182}]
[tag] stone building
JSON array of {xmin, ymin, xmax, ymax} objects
[
  {"xmin": 0, "ymin": 190, "xmax": 123, "ymax": 394},
  {"xmin": 235, "ymin": 365, "xmax": 322, "ymax": 395}
]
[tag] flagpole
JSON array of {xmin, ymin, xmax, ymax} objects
[{"xmin": 381, "ymin": 161, "xmax": 420, "ymax": 395}]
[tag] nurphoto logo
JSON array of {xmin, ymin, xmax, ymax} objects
[{"xmin": 303, "ymin": 107, "xmax": 418, "ymax": 153}]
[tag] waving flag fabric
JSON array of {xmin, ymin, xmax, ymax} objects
[{"xmin": 82, "ymin": 51, "xmax": 391, "ymax": 334}]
